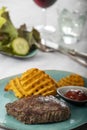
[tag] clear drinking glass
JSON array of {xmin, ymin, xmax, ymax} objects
[{"xmin": 58, "ymin": 0, "xmax": 87, "ymax": 45}]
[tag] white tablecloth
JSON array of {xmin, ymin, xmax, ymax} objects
[
  {"xmin": 0, "ymin": 0, "xmax": 87, "ymax": 130},
  {"xmin": 0, "ymin": 50, "xmax": 87, "ymax": 79}
]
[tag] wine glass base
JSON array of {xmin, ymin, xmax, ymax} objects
[
  {"xmin": 35, "ymin": 25, "xmax": 58, "ymax": 43},
  {"xmin": 36, "ymin": 25, "xmax": 56, "ymax": 32}
]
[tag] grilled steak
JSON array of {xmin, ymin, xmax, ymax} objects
[{"xmin": 5, "ymin": 95, "xmax": 71, "ymax": 124}]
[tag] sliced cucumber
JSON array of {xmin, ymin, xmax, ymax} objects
[{"xmin": 12, "ymin": 37, "xmax": 29, "ymax": 56}]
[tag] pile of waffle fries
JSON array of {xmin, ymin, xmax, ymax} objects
[
  {"xmin": 4, "ymin": 68, "xmax": 57, "ymax": 98},
  {"xmin": 4, "ymin": 68, "xmax": 84, "ymax": 98}
]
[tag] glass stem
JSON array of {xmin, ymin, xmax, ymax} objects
[
  {"xmin": 42, "ymin": 8, "xmax": 47, "ymax": 29},
  {"xmin": 41, "ymin": 8, "xmax": 47, "ymax": 45}
]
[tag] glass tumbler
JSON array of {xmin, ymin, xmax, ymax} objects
[{"xmin": 58, "ymin": 0, "xmax": 87, "ymax": 45}]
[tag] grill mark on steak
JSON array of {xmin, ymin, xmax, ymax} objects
[{"xmin": 5, "ymin": 95, "xmax": 71, "ymax": 124}]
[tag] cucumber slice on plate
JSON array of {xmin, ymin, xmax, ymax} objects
[{"xmin": 12, "ymin": 37, "xmax": 30, "ymax": 56}]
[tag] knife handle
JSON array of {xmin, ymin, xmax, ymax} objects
[{"xmin": 68, "ymin": 49, "xmax": 87, "ymax": 60}]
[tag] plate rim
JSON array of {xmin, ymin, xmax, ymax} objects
[{"xmin": 0, "ymin": 69, "xmax": 87, "ymax": 80}]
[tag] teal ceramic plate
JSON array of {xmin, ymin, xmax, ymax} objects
[
  {"xmin": 0, "ymin": 70, "xmax": 87, "ymax": 130},
  {"xmin": 0, "ymin": 49, "xmax": 37, "ymax": 59}
]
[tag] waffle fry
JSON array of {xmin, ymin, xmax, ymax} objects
[
  {"xmin": 57, "ymin": 74, "xmax": 84, "ymax": 88},
  {"xmin": 5, "ymin": 77, "xmax": 24, "ymax": 98},
  {"xmin": 20, "ymin": 68, "xmax": 57, "ymax": 96},
  {"xmin": 4, "ymin": 68, "xmax": 57, "ymax": 98}
]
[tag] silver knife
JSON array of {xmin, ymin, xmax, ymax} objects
[{"xmin": 45, "ymin": 40, "xmax": 87, "ymax": 60}]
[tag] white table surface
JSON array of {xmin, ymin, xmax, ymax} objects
[{"xmin": 0, "ymin": 0, "xmax": 87, "ymax": 130}]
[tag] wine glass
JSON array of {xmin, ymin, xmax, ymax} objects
[{"xmin": 33, "ymin": 0, "xmax": 57, "ymax": 43}]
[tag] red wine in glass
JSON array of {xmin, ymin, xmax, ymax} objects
[{"xmin": 34, "ymin": 0, "xmax": 57, "ymax": 8}]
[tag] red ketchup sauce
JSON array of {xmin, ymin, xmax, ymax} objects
[{"xmin": 64, "ymin": 90, "xmax": 87, "ymax": 101}]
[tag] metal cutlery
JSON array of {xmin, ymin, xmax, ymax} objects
[{"xmin": 34, "ymin": 39, "xmax": 87, "ymax": 67}]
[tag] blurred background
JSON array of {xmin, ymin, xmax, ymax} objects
[
  {"xmin": 0, "ymin": 0, "xmax": 87, "ymax": 52},
  {"xmin": 0, "ymin": 0, "xmax": 58, "ymax": 28}
]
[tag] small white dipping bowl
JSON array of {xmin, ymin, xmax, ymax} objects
[{"xmin": 57, "ymin": 86, "xmax": 87, "ymax": 105}]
